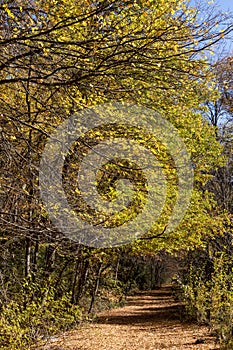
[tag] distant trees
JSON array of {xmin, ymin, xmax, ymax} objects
[
  {"xmin": 177, "ymin": 55, "xmax": 233, "ymax": 348},
  {"xmin": 205, "ymin": 56, "xmax": 232, "ymax": 125},
  {"xmin": 204, "ymin": 56, "xmax": 233, "ymax": 212}
]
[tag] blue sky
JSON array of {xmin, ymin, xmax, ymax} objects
[
  {"xmin": 190, "ymin": 0, "xmax": 233, "ymax": 57},
  {"xmin": 190, "ymin": 0, "xmax": 233, "ymax": 13},
  {"xmin": 216, "ymin": 0, "xmax": 233, "ymax": 12},
  {"xmin": 215, "ymin": 0, "xmax": 233, "ymax": 56}
]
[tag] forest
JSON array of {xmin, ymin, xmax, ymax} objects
[{"xmin": 0, "ymin": 0, "xmax": 233, "ymax": 349}]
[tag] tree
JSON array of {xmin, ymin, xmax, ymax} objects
[
  {"xmin": 176, "ymin": 55, "xmax": 233, "ymax": 348},
  {"xmin": 205, "ymin": 56, "xmax": 233, "ymax": 127},
  {"xmin": 204, "ymin": 56, "xmax": 233, "ymax": 212}
]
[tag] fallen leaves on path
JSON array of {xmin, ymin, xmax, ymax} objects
[{"xmin": 36, "ymin": 286, "xmax": 219, "ymax": 350}]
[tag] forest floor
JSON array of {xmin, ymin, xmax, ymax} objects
[{"xmin": 36, "ymin": 286, "xmax": 219, "ymax": 350}]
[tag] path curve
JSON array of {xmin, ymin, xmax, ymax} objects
[{"xmin": 38, "ymin": 286, "xmax": 219, "ymax": 350}]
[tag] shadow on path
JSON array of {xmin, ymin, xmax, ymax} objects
[{"xmin": 96, "ymin": 286, "xmax": 185, "ymax": 326}]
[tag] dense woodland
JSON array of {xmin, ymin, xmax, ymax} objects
[{"xmin": 0, "ymin": 0, "xmax": 233, "ymax": 349}]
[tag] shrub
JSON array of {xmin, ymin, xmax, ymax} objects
[
  {"xmin": 178, "ymin": 253, "xmax": 233, "ymax": 349},
  {"xmin": 0, "ymin": 283, "xmax": 81, "ymax": 349}
]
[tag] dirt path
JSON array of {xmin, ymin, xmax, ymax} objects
[{"xmin": 38, "ymin": 286, "xmax": 219, "ymax": 350}]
